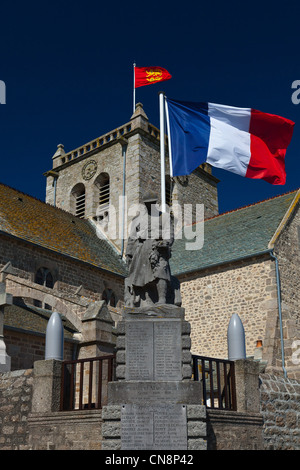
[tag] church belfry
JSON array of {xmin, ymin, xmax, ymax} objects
[{"xmin": 45, "ymin": 103, "xmax": 219, "ymax": 250}]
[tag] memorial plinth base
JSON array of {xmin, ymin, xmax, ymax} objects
[
  {"xmin": 107, "ymin": 381, "xmax": 202, "ymax": 404},
  {"xmin": 102, "ymin": 305, "xmax": 207, "ymax": 450}
]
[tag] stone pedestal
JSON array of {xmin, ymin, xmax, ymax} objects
[
  {"xmin": 31, "ymin": 359, "xmax": 62, "ymax": 413},
  {"xmin": 102, "ymin": 305, "xmax": 206, "ymax": 450},
  {"xmin": 80, "ymin": 301, "xmax": 115, "ymax": 358}
]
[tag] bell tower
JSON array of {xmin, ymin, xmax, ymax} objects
[{"xmin": 44, "ymin": 103, "xmax": 219, "ymax": 252}]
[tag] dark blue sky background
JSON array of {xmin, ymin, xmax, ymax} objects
[{"xmin": 0, "ymin": 0, "xmax": 299, "ymax": 214}]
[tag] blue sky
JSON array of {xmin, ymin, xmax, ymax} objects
[{"xmin": 0, "ymin": 0, "xmax": 299, "ymax": 214}]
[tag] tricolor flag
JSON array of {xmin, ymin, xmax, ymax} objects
[
  {"xmin": 165, "ymin": 98, "xmax": 294, "ymax": 185},
  {"xmin": 134, "ymin": 66, "xmax": 172, "ymax": 88}
]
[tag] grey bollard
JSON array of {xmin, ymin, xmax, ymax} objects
[
  {"xmin": 45, "ymin": 311, "xmax": 64, "ymax": 360},
  {"xmin": 227, "ymin": 313, "xmax": 246, "ymax": 361}
]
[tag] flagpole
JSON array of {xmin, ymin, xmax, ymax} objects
[
  {"xmin": 164, "ymin": 96, "xmax": 173, "ymax": 178},
  {"xmin": 133, "ymin": 62, "xmax": 136, "ymax": 113},
  {"xmin": 159, "ymin": 91, "xmax": 166, "ymax": 213}
]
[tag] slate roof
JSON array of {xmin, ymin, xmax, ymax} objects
[
  {"xmin": 4, "ymin": 302, "xmax": 78, "ymax": 339},
  {"xmin": 170, "ymin": 189, "xmax": 299, "ymax": 276},
  {"xmin": 0, "ymin": 183, "xmax": 127, "ymax": 277}
]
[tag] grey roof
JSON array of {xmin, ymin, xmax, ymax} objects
[
  {"xmin": 170, "ymin": 190, "xmax": 299, "ymax": 275},
  {"xmin": 0, "ymin": 183, "xmax": 127, "ymax": 277}
]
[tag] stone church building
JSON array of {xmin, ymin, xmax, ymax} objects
[{"xmin": 0, "ymin": 102, "xmax": 299, "ymax": 382}]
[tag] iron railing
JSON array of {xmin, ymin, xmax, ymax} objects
[
  {"xmin": 192, "ymin": 355, "xmax": 237, "ymax": 411},
  {"xmin": 60, "ymin": 354, "xmax": 235, "ymax": 412},
  {"xmin": 60, "ymin": 355, "xmax": 115, "ymax": 411}
]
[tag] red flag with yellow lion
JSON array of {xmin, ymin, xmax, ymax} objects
[{"xmin": 134, "ymin": 66, "xmax": 172, "ymax": 88}]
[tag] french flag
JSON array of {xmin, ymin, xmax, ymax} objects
[{"xmin": 165, "ymin": 98, "xmax": 295, "ymax": 185}]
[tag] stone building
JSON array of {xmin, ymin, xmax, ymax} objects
[
  {"xmin": 45, "ymin": 103, "xmax": 219, "ymax": 252},
  {"xmin": 172, "ymin": 189, "xmax": 300, "ymax": 379},
  {"xmin": 0, "ymin": 102, "xmax": 299, "ymax": 382},
  {"xmin": 0, "ymin": 182, "xmax": 126, "ymax": 369}
]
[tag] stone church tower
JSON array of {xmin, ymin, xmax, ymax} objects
[{"xmin": 45, "ymin": 103, "xmax": 219, "ymax": 251}]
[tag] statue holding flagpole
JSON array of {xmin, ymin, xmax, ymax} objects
[{"xmin": 124, "ymin": 191, "xmax": 181, "ymax": 308}]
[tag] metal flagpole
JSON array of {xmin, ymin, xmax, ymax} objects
[
  {"xmin": 159, "ymin": 91, "xmax": 166, "ymax": 213},
  {"xmin": 164, "ymin": 96, "xmax": 173, "ymax": 178},
  {"xmin": 133, "ymin": 62, "xmax": 136, "ymax": 113}
]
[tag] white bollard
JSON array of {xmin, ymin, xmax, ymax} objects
[
  {"xmin": 227, "ymin": 313, "xmax": 246, "ymax": 361},
  {"xmin": 45, "ymin": 311, "xmax": 64, "ymax": 361}
]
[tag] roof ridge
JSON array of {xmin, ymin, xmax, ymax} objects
[{"xmin": 205, "ymin": 187, "xmax": 300, "ymax": 222}]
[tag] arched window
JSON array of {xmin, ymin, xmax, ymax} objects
[
  {"xmin": 35, "ymin": 267, "xmax": 54, "ymax": 288},
  {"xmin": 110, "ymin": 292, "xmax": 116, "ymax": 307},
  {"xmin": 71, "ymin": 183, "xmax": 85, "ymax": 218},
  {"xmin": 34, "ymin": 267, "xmax": 54, "ymax": 310},
  {"xmin": 102, "ymin": 289, "xmax": 108, "ymax": 304},
  {"xmin": 102, "ymin": 288, "xmax": 116, "ymax": 307}
]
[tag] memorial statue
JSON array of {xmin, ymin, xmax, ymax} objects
[{"xmin": 125, "ymin": 193, "xmax": 181, "ymax": 307}]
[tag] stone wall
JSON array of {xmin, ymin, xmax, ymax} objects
[
  {"xmin": 28, "ymin": 410, "xmax": 103, "ymax": 450},
  {"xmin": 179, "ymin": 255, "xmax": 278, "ymax": 362},
  {"xmin": 260, "ymin": 373, "xmax": 300, "ymax": 450},
  {"xmin": 273, "ymin": 204, "xmax": 300, "ymax": 379},
  {"xmin": 5, "ymin": 329, "xmax": 74, "ymax": 370},
  {"xmin": 0, "ymin": 368, "xmax": 33, "ymax": 450},
  {"xmin": 207, "ymin": 410, "xmax": 263, "ymax": 450},
  {"xmin": 0, "ymin": 364, "xmax": 299, "ymax": 450},
  {"xmin": 0, "ymin": 234, "xmax": 122, "ymax": 369},
  {"xmin": 0, "ymin": 367, "xmax": 104, "ymax": 451},
  {"xmin": 50, "ymin": 141, "xmax": 125, "ymax": 222},
  {"xmin": 138, "ymin": 131, "xmax": 219, "ymax": 220},
  {"xmin": 178, "ymin": 203, "xmax": 300, "ymax": 380},
  {"xmin": 0, "ymin": 235, "xmax": 124, "ymax": 307},
  {"xmin": 173, "ymin": 168, "xmax": 219, "ymax": 221}
]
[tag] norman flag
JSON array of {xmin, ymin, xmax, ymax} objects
[{"xmin": 134, "ymin": 66, "xmax": 172, "ymax": 88}]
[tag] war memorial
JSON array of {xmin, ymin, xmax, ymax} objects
[
  {"xmin": 0, "ymin": 102, "xmax": 298, "ymax": 451},
  {"xmin": 101, "ymin": 193, "xmax": 206, "ymax": 450}
]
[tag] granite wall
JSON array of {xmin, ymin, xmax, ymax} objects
[
  {"xmin": 0, "ymin": 368, "xmax": 33, "ymax": 450},
  {"xmin": 0, "ymin": 365, "xmax": 299, "ymax": 450},
  {"xmin": 260, "ymin": 373, "xmax": 300, "ymax": 450},
  {"xmin": 179, "ymin": 256, "xmax": 278, "ymax": 363}
]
